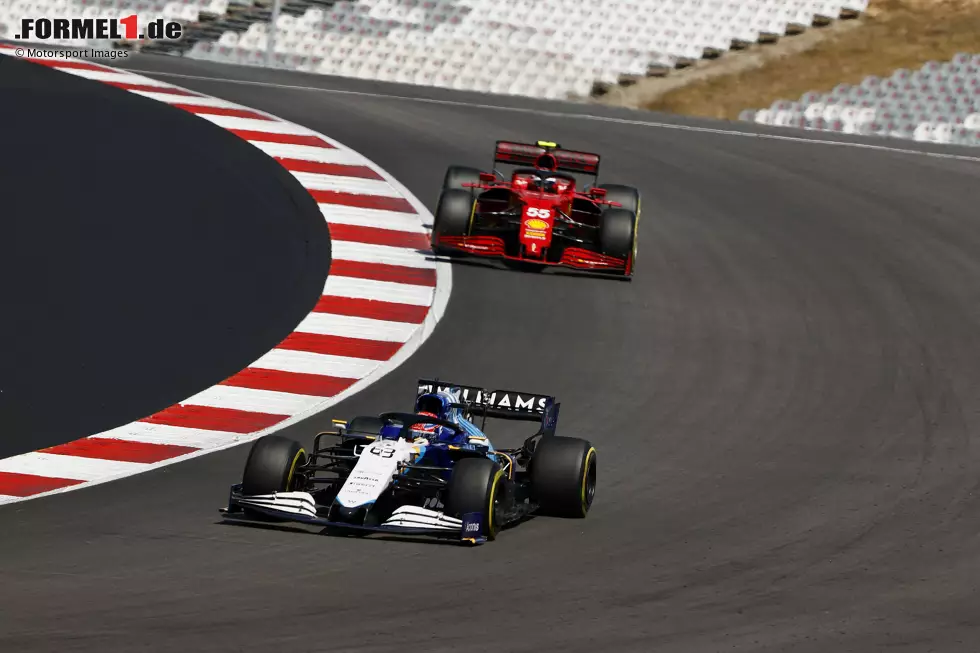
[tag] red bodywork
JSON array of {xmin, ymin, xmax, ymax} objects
[{"xmin": 432, "ymin": 142, "xmax": 634, "ymax": 276}]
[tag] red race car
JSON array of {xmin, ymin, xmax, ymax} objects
[{"xmin": 431, "ymin": 140, "xmax": 640, "ymax": 278}]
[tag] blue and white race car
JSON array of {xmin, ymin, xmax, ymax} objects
[{"xmin": 221, "ymin": 379, "xmax": 597, "ymax": 544}]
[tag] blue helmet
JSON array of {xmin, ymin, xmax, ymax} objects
[
  {"xmin": 414, "ymin": 388, "xmax": 461, "ymax": 422},
  {"xmin": 388, "ymin": 388, "xmax": 458, "ymax": 440}
]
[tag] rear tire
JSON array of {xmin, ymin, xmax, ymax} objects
[
  {"xmin": 530, "ymin": 437, "xmax": 596, "ymax": 518},
  {"xmin": 241, "ymin": 435, "xmax": 307, "ymax": 496},
  {"xmin": 443, "ymin": 165, "xmax": 483, "ymax": 192},
  {"xmin": 444, "ymin": 458, "xmax": 506, "ymax": 539}
]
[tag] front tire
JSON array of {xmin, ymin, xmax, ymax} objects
[
  {"xmin": 599, "ymin": 207, "xmax": 637, "ymax": 262},
  {"xmin": 530, "ymin": 437, "xmax": 596, "ymax": 518},
  {"xmin": 433, "ymin": 188, "xmax": 475, "ymax": 250},
  {"xmin": 241, "ymin": 435, "xmax": 307, "ymax": 496},
  {"xmin": 444, "ymin": 458, "xmax": 506, "ymax": 540}
]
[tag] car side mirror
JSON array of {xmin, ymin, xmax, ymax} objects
[
  {"xmin": 479, "ymin": 172, "xmax": 495, "ymax": 183},
  {"xmin": 590, "ymin": 187, "xmax": 606, "ymax": 198}
]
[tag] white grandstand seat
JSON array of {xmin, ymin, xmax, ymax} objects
[
  {"xmin": 810, "ymin": 0, "xmax": 842, "ymax": 22},
  {"xmin": 180, "ymin": 0, "xmax": 867, "ymax": 100},
  {"xmin": 748, "ymin": 52, "xmax": 980, "ymax": 147},
  {"xmin": 217, "ymin": 30, "xmax": 238, "ymax": 47}
]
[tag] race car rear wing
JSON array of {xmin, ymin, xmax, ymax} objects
[
  {"xmin": 417, "ymin": 378, "xmax": 559, "ymax": 435},
  {"xmin": 493, "ymin": 140, "xmax": 601, "ymax": 176}
]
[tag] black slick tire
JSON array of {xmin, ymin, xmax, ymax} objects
[
  {"xmin": 599, "ymin": 207, "xmax": 636, "ymax": 261},
  {"xmin": 241, "ymin": 435, "xmax": 307, "ymax": 496},
  {"xmin": 598, "ymin": 184, "xmax": 640, "ymax": 275},
  {"xmin": 530, "ymin": 436, "xmax": 597, "ymax": 518},
  {"xmin": 597, "ymin": 183, "xmax": 640, "ymax": 215},
  {"xmin": 443, "ymin": 165, "xmax": 483, "ymax": 192},
  {"xmin": 445, "ymin": 458, "xmax": 506, "ymax": 540},
  {"xmin": 433, "ymin": 188, "xmax": 475, "ymax": 249}
]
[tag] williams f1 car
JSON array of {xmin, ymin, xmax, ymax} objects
[
  {"xmin": 431, "ymin": 140, "xmax": 640, "ymax": 277},
  {"xmin": 220, "ymin": 379, "xmax": 597, "ymax": 544}
]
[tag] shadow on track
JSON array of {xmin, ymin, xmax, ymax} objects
[{"xmin": 0, "ymin": 56, "xmax": 331, "ymax": 457}]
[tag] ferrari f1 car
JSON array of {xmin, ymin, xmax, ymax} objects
[
  {"xmin": 431, "ymin": 140, "xmax": 640, "ymax": 277},
  {"xmin": 220, "ymin": 379, "xmax": 597, "ymax": 544}
]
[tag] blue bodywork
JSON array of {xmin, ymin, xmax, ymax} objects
[{"xmin": 380, "ymin": 387, "xmax": 504, "ymax": 476}]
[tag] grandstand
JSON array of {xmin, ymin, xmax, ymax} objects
[
  {"xmin": 181, "ymin": 0, "xmax": 870, "ymax": 98},
  {"xmin": 0, "ymin": 1, "xmax": 869, "ymax": 99},
  {"xmin": 741, "ymin": 53, "xmax": 980, "ymax": 147},
  {"xmin": 8, "ymin": 0, "xmax": 977, "ymax": 149}
]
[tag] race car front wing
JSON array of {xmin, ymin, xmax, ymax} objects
[
  {"xmin": 220, "ymin": 484, "xmax": 489, "ymax": 544},
  {"xmin": 436, "ymin": 235, "xmax": 630, "ymax": 273}
]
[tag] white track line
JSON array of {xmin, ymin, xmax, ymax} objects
[
  {"xmin": 323, "ymin": 276, "xmax": 435, "ymax": 305},
  {"xmin": 130, "ymin": 90, "xmax": 248, "ymax": 109},
  {"xmin": 331, "ymin": 240, "xmax": 437, "ymax": 268},
  {"xmin": 291, "ymin": 172, "xmax": 400, "ymax": 197},
  {"xmin": 89, "ymin": 423, "xmax": 246, "ymax": 449},
  {"xmin": 250, "ymin": 142, "xmax": 367, "ymax": 164},
  {"xmin": 119, "ymin": 68, "xmax": 980, "ymax": 164},
  {"xmin": 295, "ymin": 312, "xmax": 417, "ymax": 342},
  {"xmin": 195, "ymin": 114, "xmax": 315, "ymax": 134},
  {"xmin": 64, "ymin": 69, "xmax": 178, "ymax": 86},
  {"xmin": 251, "ymin": 349, "xmax": 381, "ymax": 378},
  {"xmin": 182, "ymin": 385, "xmax": 327, "ymax": 415},
  {"xmin": 0, "ymin": 453, "xmax": 148, "ymax": 481},
  {"xmin": 319, "ymin": 205, "xmax": 430, "ymax": 233}
]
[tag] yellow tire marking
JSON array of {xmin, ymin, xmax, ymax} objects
[
  {"xmin": 467, "ymin": 197, "xmax": 477, "ymax": 236},
  {"xmin": 580, "ymin": 447, "xmax": 596, "ymax": 516},
  {"xmin": 633, "ymin": 197, "xmax": 640, "ymax": 262},
  {"xmin": 487, "ymin": 469, "xmax": 505, "ymax": 536},
  {"xmin": 285, "ymin": 448, "xmax": 306, "ymax": 491}
]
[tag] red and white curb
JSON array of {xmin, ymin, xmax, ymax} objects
[{"xmin": 0, "ymin": 46, "xmax": 451, "ymax": 505}]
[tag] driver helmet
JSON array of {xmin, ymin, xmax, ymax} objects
[
  {"xmin": 408, "ymin": 411, "xmax": 441, "ymax": 438},
  {"xmin": 541, "ymin": 174, "xmax": 574, "ymax": 194},
  {"xmin": 514, "ymin": 173, "xmax": 542, "ymax": 191},
  {"xmin": 411, "ymin": 389, "xmax": 461, "ymax": 439}
]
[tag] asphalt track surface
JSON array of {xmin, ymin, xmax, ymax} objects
[
  {"xmin": 0, "ymin": 55, "xmax": 331, "ymax": 457},
  {"xmin": 3, "ymin": 56, "xmax": 980, "ymax": 652}
]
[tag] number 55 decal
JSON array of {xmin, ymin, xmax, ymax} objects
[{"xmin": 526, "ymin": 207, "xmax": 552, "ymax": 219}]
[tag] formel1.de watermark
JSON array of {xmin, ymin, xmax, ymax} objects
[{"xmin": 15, "ymin": 16, "xmax": 182, "ymax": 41}]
